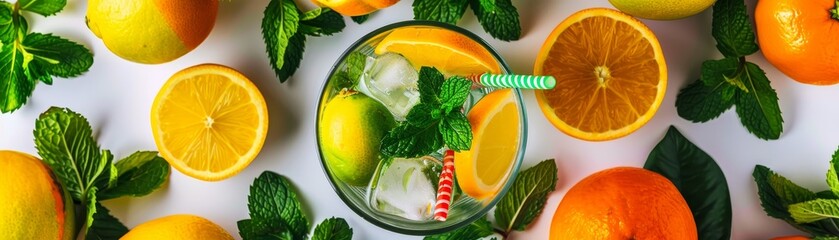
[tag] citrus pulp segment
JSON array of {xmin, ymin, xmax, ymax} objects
[
  {"xmin": 534, "ymin": 8, "xmax": 667, "ymax": 141},
  {"xmin": 151, "ymin": 64, "xmax": 268, "ymax": 181},
  {"xmin": 374, "ymin": 27, "xmax": 502, "ymax": 76},
  {"xmin": 455, "ymin": 89, "xmax": 520, "ymax": 200}
]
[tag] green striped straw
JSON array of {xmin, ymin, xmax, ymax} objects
[{"xmin": 467, "ymin": 74, "xmax": 556, "ymax": 90}]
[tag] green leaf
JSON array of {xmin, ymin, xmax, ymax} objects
[
  {"xmin": 248, "ymin": 171, "xmax": 309, "ymax": 240},
  {"xmin": 405, "ymin": 103, "xmax": 439, "ymax": 128},
  {"xmin": 330, "ymin": 71, "xmax": 353, "ymax": 91},
  {"xmin": 469, "ymin": 0, "xmax": 520, "ymax": 41},
  {"xmin": 98, "ymin": 151, "xmax": 170, "ymax": 200},
  {"xmin": 734, "ymin": 62, "xmax": 783, "ymax": 140},
  {"xmin": 299, "ymin": 8, "xmax": 345, "ymax": 36},
  {"xmin": 85, "ymin": 203, "xmax": 129, "ymax": 240},
  {"xmin": 439, "ymin": 111, "xmax": 472, "ymax": 151},
  {"xmin": 644, "ymin": 126, "xmax": 732, "ymax": 240},
  {"xmin": 418, "ymin": 67, "xmax": 445, "ymax": 104},
  {"xmin": 818, "ymin": 190, "xmax": 839, "ymax": 200},
  {"xmin": 0, "ymin": 35, "xmax": 35, "ymax": 113},
  {"xmin": 22, "ymin": 33, "xmax": 94, "ymax": 82},
  {"xmin": 0, "ymin": 3, "xmax": 15, "ymax": 43},
  {"xmin": 380, "ymin": 123, "xmax": 444, "ymax": 158},
  {"xmin": 815, "ymin": 236, "xmax": 839, "ymax": 240},
  {"xmin": 262, "ymin": 0, "xmax": 301, "ymax": 82},
  {"xmin": 495, "ymin": 160, "xmax": 557, "ymax": 232},
  {"xmin": 85, "ymin": 186, "xmax": 98, "ymax": 229},
  {"xmin": 676, "ymin": 80, "xmax": 735, "ymax": 123},
  {"xmin": 238, "ymin": 219, "xmax": 293, "ymax": 240},
  {"xmin": 311, "ymin": 217, "xmax": 352, "ymax": 240},
  {"xmin": 790, "ymin": 199, "xmax": 839, "ymax": 223},
  {"xmin": 711, "ymin": 0, "xmax": 759, "ymax": 58},
  {"xmin": 346, "ymin": 51, "xmax": 366, "ymax": 83},
  {"xmin": 424, "ymin": 217, "xmax": 493, "ymax": 240},
  {"xmin": 829, "ymin": 148, "xmax": 839, "ymax": 197},
  {"xmin": 752, "ymin": 165, "xmax": 830, "ymax": 235},
  {"xmin": 701, "ymin": 58, "xmax": 745, "ymax": 92},
  {"xmin": 412, "ymin": 0, "xmax": 468, "ymax": 25},
  {"xmin": 439, "ymin": 76, "xmax": 471, "ymax": 113},
  {"xmin": 34, "ymin": 107, "xmax": 106, "ymax": 202},
  {"xmin": 299, "ymin": 8, "xmax": 324, "ymax": 21},
  {"xmin": 351, "ymin": 14, "xmax": 369, "ymax": 24},
  {"xmin": 18, "ymin": 0, "xmax": 66, "ymax": 16}
]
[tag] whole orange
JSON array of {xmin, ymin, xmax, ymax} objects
[
  {"xmin": 756, "ymin": 0, "xmax": 839, "ymax": 85},
  {"xmin": 771, "ymin": 236, "xmax": 811, "ymax": 240},
  {"xmin": 550, "ymin": 167, "xmax": 697, "ymax": 240}
]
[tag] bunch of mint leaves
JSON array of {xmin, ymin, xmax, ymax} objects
[
  {"xmin": 675, "ymin": 0, "xmax": 783, "ymax": 140},
  {"xmin": 33, "ymin": 107, "xmax": 170, "ymax": 240},
  {"xmin": 380, "ymin": 67, "xmax": 473, "ymax": 159},
  {"xmin": 412, "ymin": 0, "xmax": 521, "ymax": 41},
  {"xmin": 238, "ymin": 171, "xmax": 353, "ymax": 240},
  {"xmin": 0, "ymin": 0, "xmax": 93, "ymax": 113},
  {"xmin": 262, "ymin": 1, "xmax": 346, "ymax": 83},
  {"xmin": 753, "ymin": 148, "xmax": 839, "ymax": 239}
]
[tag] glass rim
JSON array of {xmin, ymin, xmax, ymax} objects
[{"xmin": 314, "ymin": 20, "xmax": 529, "ymax": 235}]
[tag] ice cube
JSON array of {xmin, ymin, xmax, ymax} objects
[
  {"xmin": 358, "ymin": 53, "xmax": 421, "ymax": 120},
  {"xmin": 368, "ymin": 156, "xmax": 441, "ymax": 221}
]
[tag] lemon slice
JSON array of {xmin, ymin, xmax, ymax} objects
[
  {"xmin": 151, "ymin": 64, "xmax": 268, "ymax": 181},
  {"xmin": 455, "ymin": 89, "xmax": 521, "ymax": 199},
  {"xmin": 374, "ymin": 27, "xmax": 502, "ymax": 76}
]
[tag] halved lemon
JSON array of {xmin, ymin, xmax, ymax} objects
[
  {"xmin": 374, "ymin": 27, "xmax": 502, "ymax": 76},
  {"xmin": 534, "ymin": 8, "xmax": 667, "ymax": 141},
  {"xmin": 454, "ymin": 89, "xmax": 521, "ymax": 200},
  {"xmin": 151, "ymin": 64, "xmax": 268, "ymax": 181}
]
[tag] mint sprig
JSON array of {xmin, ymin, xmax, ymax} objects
[
  {"xmin": 262, "ymin": 1, "xmax": 346, "ymax": 82},
  {"xmin": 239, "ymin": 171, "xmax": 353, "ymax": 240},
  {"xmin": 675, "ymin": 0, "xmax": 783, "ymax": 140},
  {"xmin": 380, "ymin": 67, "xmax": 473, "ymax": 158},
  {"xmin": 33, "ymin": 107, "xmax": 170, "ymax": 239},
  {"xmin": 412, "ymin": 0, "xmax": 520, "ymax": 41}
]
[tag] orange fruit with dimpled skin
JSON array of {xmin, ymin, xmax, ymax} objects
[
  {"xmin": 756, "ymin": 0, "xmax": 839, "ymax": 85},
  {"xmin": 550, "ymin": 167, "xmax": 697, "ymax": 240}
]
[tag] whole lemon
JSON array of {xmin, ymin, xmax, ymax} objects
[
  {"xmin": 86, "ymin": 0, "xmax": 218, "ymax": 64},
  {"xmin": 319, "ymin": 91, "xmax": 396, "ymax": 186},
  {"xmin": 0, "ymin": 150, "xmax": 75, "ymax": 240},
  {"xmin": 609, "ymin": 0, "xmax": 716, "ymax": 20},
  {"xmin": 122, "ymin": 214, "xmax": 234, "ymax": 240}
]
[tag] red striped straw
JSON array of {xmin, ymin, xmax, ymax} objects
[{"xmin": 433, "ymin": 150, "xmax": 456, "ymax": 221}]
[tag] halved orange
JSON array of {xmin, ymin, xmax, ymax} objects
[
  {"xmin": 374, "ymin": 27, "xmax": 502, "ymax": 76},
  {"xmin": 151, "ymin": 64, "xmax": 268, "ymax": 181},
  {"xmin": 534, "ymin": 8, "xmax": 667, "ymax": 141},
  {"xmin": 455, "ymin": 89, "xmax": 521, "ymax": 200},
  {"xmin": 311, "ymin": 0, "xmax": 398, "ymax": 17}
]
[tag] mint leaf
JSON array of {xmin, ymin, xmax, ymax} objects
[
  {"xmin": 18, "ymin": 0, "xmax": 66, "ymax": 16},
  {"xmin": 351, "ymin": 14, "xmax": 369, "ymax": 24},
  {"xmin": 248, "ymin": 171, "xmax": 309, "ymax": 240},
  {"xmin": 711, "ymin": 0, "xmax": 758, "ymax": 58},
  {"xmin": 439, "ymin": 111, "xmax": 471, "ymax": 151},
  {"xmin": 412, "ymin": 0, "xmax": 468, "ymax": 25},
  {"xmin": 829, "ymin": 148, "xmax": 839, "ymax": 197},
  {"xmin": 311, "ymin": 217, "xmax": 352, "ymax": 240},
  {"xmin": 752, "ymin": 165, "xmax": 830, "ymax": 235},
  {"xmin": 299, "ymin": 8, "xmax": 324, "ymax": 21},
  {"xmin": 380, "ymin": 123, "xmax": 444, "ymax": 158},
  {"xmin": 701, "ymin": 58, "xmax": 745, "ymax": 92},
  {"xmin": 34, "ymin": 107, "xmax": 106, "ymax": 202},
  {"xmin": 98, "ymin": 151, "xmax": 170, "ymax": 200},
  {"xmin": 816, "ymin": 236, "xmax": 839, "ymax": 240},
  {"xmin": 330, "ymin": 71, "xmax": 353, "ymax": 91},
  {"xmin": 469, "ymin": 0, "xmax": 520, "ymax": 41},
  {"xmin": 424, "ymin": 217, "xmax": 493, "ymax": 240},
  {"xmin": 0, "ymin": 36, "xmax": 35, "ymax": 113},
  {"xmin": 22, "ymin": 33, "xmax": 94, "ymax": 83},
  {"xmin": 406, "ymin": 103, "xmax": 438, "ymax": 128},
  {"xmin": 495, "ymin": 160, "xmax": 557, "ymax": 232},
  {"xmin": 262, "ymin": 0, "xmax": 300, "ymax": 82},
  {"xmin": 85, "ymin": 203, "xmax": 129, "ymax": 240},
  {"xmin": 439, "ymin": 76, "xmax": 471, "ymax": 113},
  {"xmin": 299, "ymin": 8, "xmax": 345, "ymax": 36},
  {"xmin": 0, "ymin": 3, "xmax": 15, "ymax": 43},
  {"xmin": 346, "ymin": 51, "xmax": 366, "ymax": 83},
  {"xmin": 790, "ymin": 199, "xmax": 839, "ymax": 224},
  {"xmin": 644, "ymin": 126, "xmax": 732, "ymax": 240},
  {"xmin": 735, "ymin": 62, "xmax": 783, "ymax": 140},
  {"xmin": 418, "ymin": 67, "xmax": 445, "ymax": 104},
  {"xmin": 238, "ymin": 219, "xmax": 293, "ymax": 240},
  {"xmin": 85, "ymin": 186, "xmax": 98, "ymax": 229},
  {"xmin": 676, "ymin": 80, "xmax": 735, "ymax": 123}
]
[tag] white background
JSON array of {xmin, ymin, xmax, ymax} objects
[{"xmin": 0, "ymin": 0, "xmax": 833, "ymax": 239}]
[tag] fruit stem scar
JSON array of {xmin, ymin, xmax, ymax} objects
[
  {"xmin": 831, "ymin": 0, "xmax": 839, "ymax": 20},
  {"xmin": 204, "ymin": 116, "xmax": 214, "ymax": 128},
  {"xmin": 594, "ymin": 66, "xmax": 611, "ymax": 87}
]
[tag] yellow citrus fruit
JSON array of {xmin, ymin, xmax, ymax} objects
[
  {"xmin": 374, "ymin": 27, "xmax": 502, "ymax": 76},
  {"xmin": 455, "ymin": 89, "xmax": 521, "ymax": 200},
  {"xmin": 151, "ymin": 64, "xmax": 268, "ymax": 181},
  {"xmin": 86, "ymin": 0, "xmax": 218, "ymax": 64},
  {"xmin": 534, "ymin": 8, "xmax": 667, "ymax": 141},
  {"xmin": 550, "ymin": 167, "xmax": 697, "ymax": 240},
  {"xmin": 609, "ymin": 0, "xmax": 716, "ymax": 20},
  {"xmin": 312, "ymin": 0, "xmax": 399, "ymax": 16},
  {"xmin": 0, "ymin": 150, "xmax": 75, "ymax": 240},
  {"xmin": 122, "ymin": 214, "xmax": 234, "ymax": 240}
]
